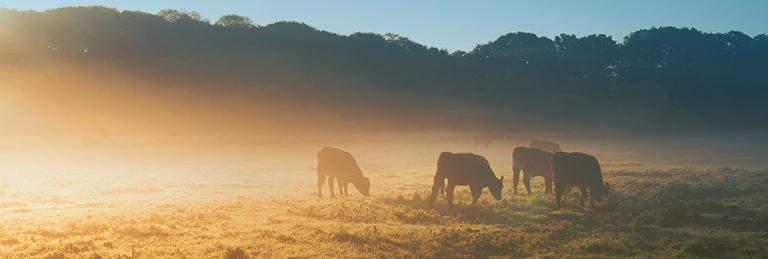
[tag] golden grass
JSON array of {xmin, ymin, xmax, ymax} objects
[{"xmin": 1, "ymin": 133, "xmax": 767, "ymax": 258}]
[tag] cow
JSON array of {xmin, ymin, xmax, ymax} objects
[
  {"xmin": 551, "ymin": 151, "xmax": 609, "ymax": 209},
  {"xmin": 512, "ymin": 146, "xmax": 554, "ymax": 195},
  {"xmin": 428, "ymin": 152, "xmax": 503, "ymax": 213},
  {"xmin": 316, "ymin": 146, "xmax": 370, "ymax": 198},
  {"xmin": 528, "ymin": 140, "xmax": 561, "ymax": 153}
]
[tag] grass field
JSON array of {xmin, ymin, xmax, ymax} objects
[{"xmin": 1, "ymin": 132, "xmax": 767, "ymax": 258}]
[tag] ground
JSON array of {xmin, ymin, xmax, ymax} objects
[{"xmin": 0, "ymin": 132, "xmax": 766, "ymax": 258}]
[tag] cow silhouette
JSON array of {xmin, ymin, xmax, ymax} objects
[
  {"xmin": 551, "ymin": 151, "xmax": 609, "ymax": 209},
  {"xmin": 316, "ymin": 146, "xmax": 370, "ymax": 198},
  {"xmin": 428, "ymin": 152, "xmax": 503, "ymax": 213},
  {"xmin": 512, "ymin": 146, "xmax": 554, "ymax": 195},
  {"xmin": 528, "ymin": 140, "xmax": 561, "ymax": 153}
]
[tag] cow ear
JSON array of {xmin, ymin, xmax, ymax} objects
[
  {"xmin": 605, "ymin": 182, "xmax": 610, "ymax": 190},
  {"xmin": 500, "ymin": 175, "xmax": 504, "ymax": 181}
]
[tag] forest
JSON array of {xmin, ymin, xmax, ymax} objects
[{"xmin": 1, "ymin": 6, "xmax": 767, "ymax": 135}]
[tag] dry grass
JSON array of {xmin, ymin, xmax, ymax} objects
[{"xmin": 1, "ymin": 132, "xmax": 767, "ymax": 258}]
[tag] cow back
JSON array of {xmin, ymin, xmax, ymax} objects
[
  {"xmin": 513, "ymin": 146, "xmax": 554, "ymax": 178},
  {"xmin": 437, "ymin": 152, "xmax": 498, "ymax": 185},
  {"xmin": 514, "ymin": 146, "xmax": 553, "ymax": 166},
  {"xmin": 317, "ymin": 146, "xmax": 364, "ymax": 179},
  {"xmin": 551, "ymin": 151, "xmax": 603, "ymax": 188}
]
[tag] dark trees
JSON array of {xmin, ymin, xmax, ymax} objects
[
  {"xmin": 1, "ymin": 7, "xmax": 766, "ymax": 133},
  {"xmin": 215, "ymin": 14, "xmax": 255, "ymax": 28}
]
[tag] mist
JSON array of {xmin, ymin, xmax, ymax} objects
[{"xmin": 3, "ymin": 6, "xmax": 767, "ymax": 138}]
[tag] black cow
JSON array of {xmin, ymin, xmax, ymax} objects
[
  {"xmin": 428, "ymin": 152, "xmax": 503, "ymax": 213},
  {"xmin": 551, "ymin": 151, "xmax": 609, "ymax": 209},
  {"xmin": 317, "ymin": 146, "xmax": 370, "ymax": 198}
]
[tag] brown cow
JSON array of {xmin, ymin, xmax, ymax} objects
[
  {"xmin": 428, "ymin": 152, "xmax": 503, "ymax": 213},
  {"xmin": 512, "ymin": 146, "xmax": 554, "ymax": 195},
  {"xmin": 316, "ymin": 146, "xmax": 370, "ymax": 198},
  {"xmin": 528, "ymin": 140, "xmax": 561, "ymax": 153},
  {"xmin": 551, "ymin": 151, "xmax": 609, "ymax": 209}
]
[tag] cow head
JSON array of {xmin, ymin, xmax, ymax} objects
[
  {"xmin": 354, "ymin": 177, "xmax": 371, "ymax": 197},
  {"xmin": 489, "ymin": 175, "xmax": 504, "ymax": 201},
  {"xmin": 592, "ymin": 182, "xmax": 610, "ymax": 201}
]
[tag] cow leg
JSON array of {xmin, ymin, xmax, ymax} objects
[
  {"xmin": 544, "ymin": 177, "xmax": 553, "ymax": 195},
  {"xmin": 470, "ymin": 185, "xmax": 482, "ymax": 205},
  {"xmin": 522, "ymin": 173, "xmax": 533, "ymax": 195},
  {"xmin": 341, "ymin": 180, "xmax": 349, "ymax": 196},
  {"xmin": 446, "ymin": 183, "xmax": 456, "ymax": 213},
  {"xmin": 555, "ymin": 183, "xmax": 566, "ymax": 209},
  {"xmin": 317, "ymin": 172, "xmax": 326, "ymax": 198},
  {"xmin": 336, "ymin": 178, "xmax": 346, "ymax": 196},
  {"xmin": 428, "ymin": 183, "xmax": 441, "ymax": 209},
  {"xmin": 525, "ymin": 163, "xmax": 538, "ymax": 195},
  {"xmin": 578, "ymin": 187, "xmax": 588, "ymax": 206},
  {"xmin": 512, "ymin": 166, "xmax": 521, "ymax": 195},
  {"xmin": 328, "ymin": 176, "xmax": 336, "ymax": 198}
]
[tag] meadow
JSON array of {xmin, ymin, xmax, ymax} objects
[{"xmin": 0, "ymin": 132, "xmax": 767, "ymax": 258}]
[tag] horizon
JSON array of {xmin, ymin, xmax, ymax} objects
[{"xmin": 2, "ymin": 1, "xmax": 768, "ymax": 51}]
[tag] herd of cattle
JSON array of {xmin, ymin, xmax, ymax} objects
[{"xmin": 316, "ymin": 140, "xmax": 610, "ymax": 212}]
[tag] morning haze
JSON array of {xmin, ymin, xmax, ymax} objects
[
  {"xmin": 3, "ymin": 6, "xmax": 767, "ymax": 136},
  {"xmin": 1, "ymin": 6, "xmax": 767, "ymax": 258}
]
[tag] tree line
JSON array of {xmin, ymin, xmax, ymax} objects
[{"xmin": 1, "ymin": 6, "xmax": 766, "ymax": 134}]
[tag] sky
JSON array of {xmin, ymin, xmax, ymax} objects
[{"xmin": 2, "ymin": 0, "xmax": 768, "ymax": 52}]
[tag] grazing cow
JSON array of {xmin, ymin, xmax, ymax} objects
[
  {"xmin": 512, "ymin": 146, "xmax": 554, "ymax": 195},
  {"xmin": 528, "ymin": 140, "xmax": 561, "ymax": 153},
  {"xmin": 551, "ymin": 151, "xmax": 609, "ymax": 209},
  {"xmin": 428, "ymin": 152, "xmax": 504, "ymax": 213},
  {"xmin": 316, "ymin": 147, "xmax": 370, "ymax": 198}
]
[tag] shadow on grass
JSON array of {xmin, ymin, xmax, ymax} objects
[
  {"xmin": 379, "ymin": 189, "xmax": 553, "ymax": 226},
  {"xmin": 295, "ymin": 168, "xmax": 768, "ymax": 257},
  {"xmin": 331, "ymin": 225, "xmax": 411, "ymax": 250}
]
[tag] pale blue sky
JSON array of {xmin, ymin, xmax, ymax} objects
[{"xmin": 3, "ymin": 0, "xmax": 767, "ymax": 51}]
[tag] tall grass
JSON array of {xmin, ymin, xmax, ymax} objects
[{"xmin": 1, "ymin": 167, "xmax": 766, "ymax": 258}]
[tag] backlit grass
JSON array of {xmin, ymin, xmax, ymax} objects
[
  {"xmin": 1, "ymin": 133, "xmax": 767, "ymax": 258},
  {"xmin": 1, "ymin": 167, "xmax": 766, "ymax": 258}
]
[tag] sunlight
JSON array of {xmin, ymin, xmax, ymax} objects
[{"xmin": 0, "ymin": 90, "xmax": 10, "ymax": 118}]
